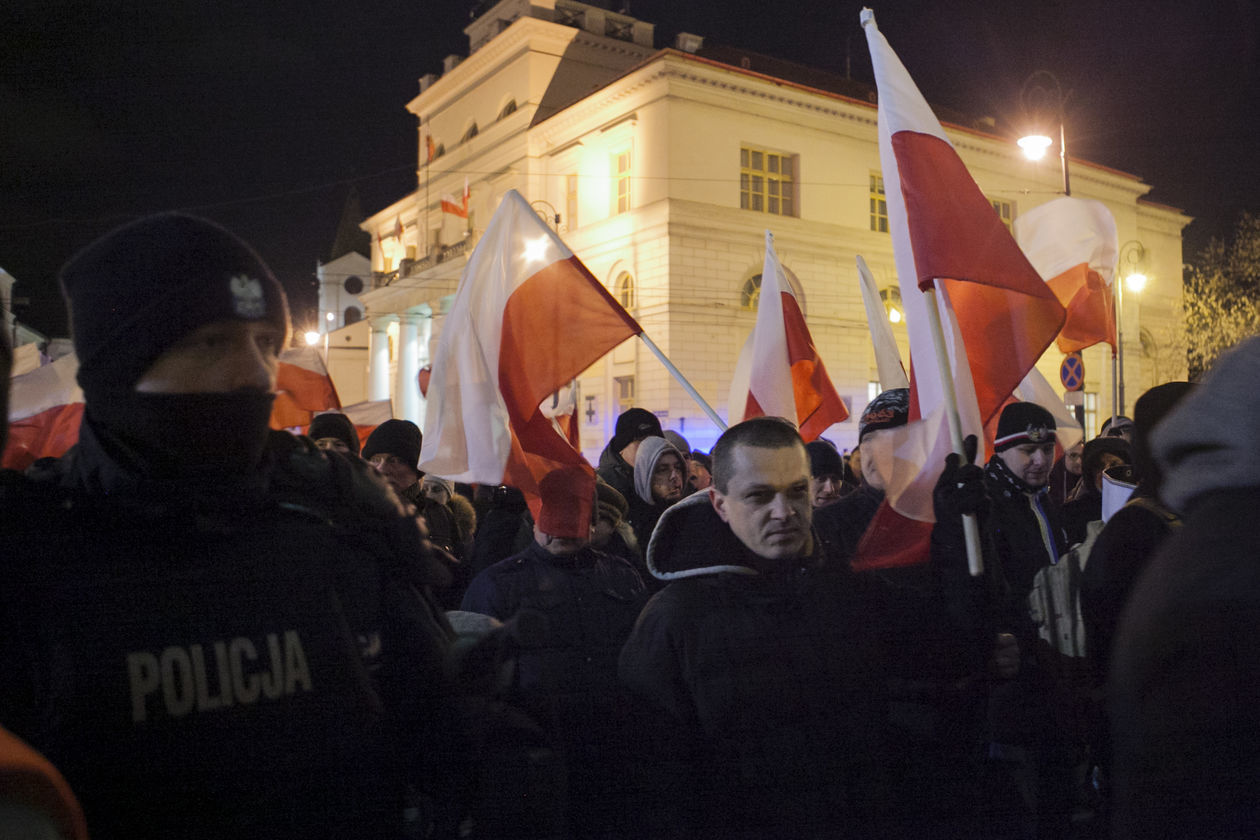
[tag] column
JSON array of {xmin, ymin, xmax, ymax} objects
[
  {"xmin": 368, "ymin": 315, "xmax": 393, "ymax": 404},
  {"xmin": 396, "ymin": 310, "xmax": 423, "ymax": 426}
]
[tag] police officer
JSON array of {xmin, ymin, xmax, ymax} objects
[{"xmin": 0, "ymin": 214, "xmax": 457, "ymax": 840}]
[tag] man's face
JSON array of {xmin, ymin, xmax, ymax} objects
[
  {"xmin": 134, "ymin": 320, "xmax": 282, "ymax": 394},
  {"xmin": 1092, "ymin": 453, "xmax": 1126, "ymax": 491},
  {"xmin": 860, "ymin": 430, "xmax": 894, "ymax": 491},
  {"xmin": 534, "ymin": 524, "xmax": 590, "ymax": 557},
  {"xmin": 368, "ymin": 452, "xmax": 419, "ymax": 495},
  {"xmin": 650, "ymin": 452, "xmax": 685, "ymax": 504},
  {"xmin": 1064, "ymin": 442, "xmax": 1083, "ymax": 476},
  {"xmin": 420, "ymin": 479, "xmax": 451, "ymax": 505},
  {"xmin": 314, "ymin": 437, "xmax": 351, "ymax": 454},
  {"xmin": 687, "ymin": 459, "xmax": 712, "ymax": 492},
  {"xmin": 810, "ymin": 474, "xmax": 844, "ymax": 508},
  {"xmin": 711, "ymin": 443, "xmax": 813, "ymax": 564},
  {"xmin": 998, "ymin": 442, "xmax": 1057, "ymax": 488}
]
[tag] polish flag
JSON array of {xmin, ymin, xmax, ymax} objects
[
  {"xmin": 852, "ymin": 10, "xmax": 1065, "ymax": 571},
  {"xmin": 730, "ymin": 231, "xmax": 848, "ymax": 441},
  {"xmin": 1015, "ymin": 196, "xmax": 1119, "ymax": 353},
  {"xmin": 270, "ymin": 347, "xmax": 341, "ymax": 431},
  {"xmin": 3, "ymin": 353, "xmax": 85, "ymax": 471},
  {"xmin": 320, "ymin": 399, "xmax": 393, "ymax": 452},
  {"xmin": 419, "ymin": 190, "xmax": 642, "ymax": 536},
  {"xmin": 856, "ymin": 254, "xmax": 909, "ymax": 390},
  {"xmin": 441, "ymin": 178, "xmax": 470, "ymax": 219}
]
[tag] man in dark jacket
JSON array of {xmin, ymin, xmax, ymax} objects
[
  {"xmin": 1107, "ymin": 342, "xmax": 1260, "ymax": 840},
  {"xmin": 0, "ymin": 214, "xmax": 459, "ymax": 840},
  {"xmin": 463, "ymin": 465, "xmax": 648, "ymax": 838},
  {"xmin": 595, "ymin": 406, "xmax": 662, "ymax": 505},
  {"xmin": 619, "ymin": 417, "xmax": 970, "ymax": 838}
]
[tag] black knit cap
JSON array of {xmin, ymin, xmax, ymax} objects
[
  {"xmin": 59, "ymin": 213, "xmax": 289, "ymax": 398},
  {"xmin": 859, "ymin": 388, "xmax": 910, "ymax": 442},
  {"xmin": 610, "ymin": 407, "xmax": 663, "ymax": 452},
  {"xmin": 805, "ymin": 440, "xmax": 844, "ymax": 477},
  {"xmin": 361, "ymin": 419, "xmax": 422, "ymax": 468},
  {"xmin": 994, "ymin": 402, "xmax": 1057, "ymax": 451},
  {"xmin": 308, "ymin": 412, "xmax": 360, "ymax": 455}
]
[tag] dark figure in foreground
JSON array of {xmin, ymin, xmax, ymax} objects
[{"xmin": 0, "ymin": 214, "xmax": 457, "ymax": 840}]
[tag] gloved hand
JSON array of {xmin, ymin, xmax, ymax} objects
[{"xmin": 932, "ymin": 434, "xmax": 988, "ymax": 521}]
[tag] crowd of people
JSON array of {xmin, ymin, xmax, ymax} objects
[{"xmin": 2, "ymin": 213, "xmax": 1256, "ymax": 839}]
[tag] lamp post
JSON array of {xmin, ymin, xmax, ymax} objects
[
  {"xmin": 1018, "ymin": 71, "xmax": 1071, "ymax": 197},
  {"xmin": 1114, "ymin": 240, "xmax": 1147, "ymax": 421}
]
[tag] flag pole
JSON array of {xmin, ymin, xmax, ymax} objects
[
  {"xmin": 637, "ymin": 332, "xmax": 728, "ymax": 432},
  {"xmin": 923, "ymin": 282, "xmax": 984, "ymax": 577}
]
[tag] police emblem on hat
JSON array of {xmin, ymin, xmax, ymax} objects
[
  {"xmin": 229, "ymin": 274, "xmax": 266, "ymax": 318},
  {"xmin": 1025, "ymin": 425, "xmax": 1051, "ymax": 443}
]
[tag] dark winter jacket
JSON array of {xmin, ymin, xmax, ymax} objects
[
  {"xmin": 0, "ymin": 425, "xmax": 455, "ymax": 840},
  {"xmin": 814, "ymin": 482, "xmax": 884, "ymax": 564},
  {"xmin": 595, "ymin": 441, "xmax": 635, "ymax": 507}
]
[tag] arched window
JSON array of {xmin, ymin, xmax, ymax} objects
[
  {"xmin": 615, "ymin": 271, "xmax": 635, "ymax": 309},
  {"xmin": 461, "ymin": 123, "xmax": 479, "ymax": 143},
  {"xmin": 343, "ymin": 275, "xmax": 364, "ymax": 295},
  {"xmin": 498, "ymin": 99, "xmax": 517, "ymax": 120},
  {"xmin": 740, "ymin": 274, "xmax": 761, "ymax": 311},
  {"xmin": 344, "ymin": 306, "xmax": 362, "ymax": 326}
]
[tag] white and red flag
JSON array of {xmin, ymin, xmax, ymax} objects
[
  {"xmin": 441, "ymin": 178, "xmax": 470, "ymax": 219},
  {"xmin": 852, "ymin": 9, "xmax": 1065, "ymax": 571},
  {"xmin": 856, "ymin": 254, "xmax": 910, "ymax": 390},
  {"xmin": 3, "ymin": 353, "xmax": 84, "ymax": 471},
  {"xmin": 270, "ymin": 346, "xmax": 341, "ymax": 431},
  {"xmin": 1014, "ymin": 196, "xmax": 1119, "ymax": 353},
  {"xmin": 729, "ymin": 231, "xmax": 848, "ymax": 441},
  {"xmin": 418, "ymin": 189, "xmax": 642, "ymax": 536}
]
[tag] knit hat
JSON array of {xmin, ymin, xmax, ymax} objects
[
  {"xmin": 1130, "ymin": 381, "xmax": 1195, "ymax": 492},
  {"xmin": 663, "ymin": 430, "xmax": 691, "ymax": 457},
  {"xmin": 610, "ymin": 407, "xmax": 663, "ymax": 452},
  {"xmin": 994, "ymin": 402, "xmax": 1057, "ymax": 451},
  {"xmin": 595, "ymin": 479, "xmax": 629, "ymax": 526},
  {"xmin": 59, "ymin": 213, "xmax": 289, "ymax": 398},
  {"xmin": 362, "ymin": 419, "xmax": 422, "ymax": 468},
  {"xmin": 308, "ymin": 412, "xmax": 359, "ymax": 455},
  {"xmin": 859, "ymin": 388, "xmax": 910, "ymax": 442},
  {"xmin": 537, "ymin": 464, "xmax": 596, "ymax": 539},
  {"xmin": 806, "ymin": 440, "xmax": 844, "ymax": 477}
]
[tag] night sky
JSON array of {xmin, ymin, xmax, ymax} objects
[{"xmin": 3, "ymin": 0, "xmax": 1257, "ymax": 338}]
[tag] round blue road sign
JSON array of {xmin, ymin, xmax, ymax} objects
[{"xmin": 1060, "ymin": 353, "xmax": 1085, "ymax": 392}]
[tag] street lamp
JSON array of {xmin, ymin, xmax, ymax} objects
[
  {"xmin": 1114, "ymin": 240, "xmax": 1147, "ymax": 420},
  {"xmin": 1019, "ymin": 70, "xmax": 1071, "ymax": 196}
]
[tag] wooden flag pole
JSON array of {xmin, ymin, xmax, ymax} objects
[
  {"xmin": 923, "ymin": 282, "xmax": 984, "ymax": 577},
  {"xmin": 637, "ymin": 332, "xmax": 728, "ymax": 432}
]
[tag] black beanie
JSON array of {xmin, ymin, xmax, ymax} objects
[
  {"xmin": 859, "ymin": 388, "xmax": 910, "ymax": 441},
  {"xmin": 994, "ymin": 402, "xmax": 1057, "ymax": 451},
  {"xmin": 805, "ymin": 440, "xmax": 844, "ymax": 477},
  {"xmin": 59, "ymin": 213, "xmax": 289, "ymax": 398},
  {"xmin": 610, "ymin": 407, "xmax": 663, "ymax": 452},
  {"xmin": 362, "ymin": 419, "xmax": 422, "ymax": 468},
  {"xmin": 308, "ymin": 412, "xmax": 360, "ymax": 455}
]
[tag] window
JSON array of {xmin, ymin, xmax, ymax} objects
[
  {"xmin": 740, "ymin": 274, "xmax": 761, "ymax": 311},
  {"xmin": 460, "ymin": 123, "xmax": 479, "ymax": 143},
  {"xmin": 615, "ymin": 376, "xmax": 636, "ymax": 414},
  {"xmin": 740, "ymin": 147, "xmax": 795, "ymax": 216},
  {"xmin": 989, "ymin": 197, "xmax": 1014, "ymax": 231},
  {"xmin": 343, "ymin": 276, "xmax": 364, "ymax": 295},
  {"xmin": 565, "ymin": 173, "xmax": 578, "ymax": 230},
  {"xmin": 344, "ymin": 306, "xmax": 362, "ymax": 326},
  {"xmin": 615, "ymin": 272, "xmax": 635, "ymax": 309},
  {"xmin": 498, "ymin": 99, "xmax": 517, "ymax": 120},
  {"xmin": 614, "ymin": 150, "xmax": 632, "ymax": 214},
  {"xmin": 869, "ymin": 172, "xmax": 888, "ymax": 232}
]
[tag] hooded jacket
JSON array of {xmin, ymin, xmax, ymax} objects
[{"xmin": 626, "ymin": 436, "xmax": 685, "ymax": 576}]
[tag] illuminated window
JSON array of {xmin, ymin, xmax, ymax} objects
[
  {"xmin": 615, "ymin": 375, "xmax": 636, "ymax": 413},
  {"xmin": 615, "ymin": 272, "xmax": 635, "ymax": 309},
  {"xmin": 565, "ymin": 173, "xmax": 578, "ymax": 230},
  {"xmin": 614, "ymin": 150, "xmax": 632, "ymax": 214},
  {"xmin": 740, "ymin": 274, "xmax": 762, "ymax": 311},
  {"xmin": 989, "ymin": 197, "xmax": 1014, "ymax": 231},
  {"xmin": 869, "ymin": 172, "xmax": 888, "ymax": 232},
  {"xmin": 740, "ymin": 147, "xmax": 796, "ymax": 216}
]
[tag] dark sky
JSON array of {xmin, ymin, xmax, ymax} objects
[{"xmin": 3, "ymin": 0, "xmax": 1256, "ymax": 337}]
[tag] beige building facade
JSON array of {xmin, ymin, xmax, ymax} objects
[{"xmin": 352, "ymin": 0, "xmax": 1188, "ymax": 459}]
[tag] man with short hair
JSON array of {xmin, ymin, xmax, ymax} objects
[
  {"xmin": 620, "ymin": 416, "xmax": 968, "ymax": 837},
  {"xmin": 0, "ymin": 213, "xmax": 456, "ymax": 840}
]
